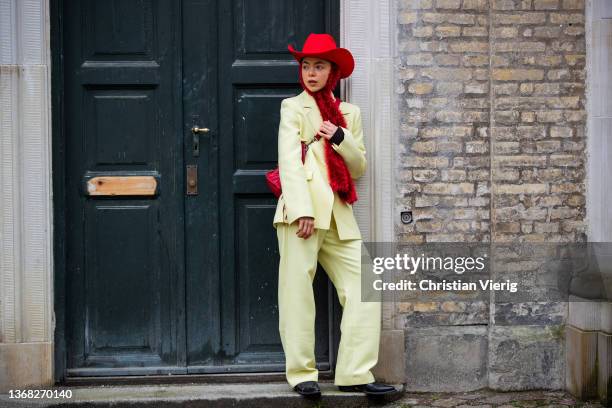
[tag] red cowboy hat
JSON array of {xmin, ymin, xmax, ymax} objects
[{"xmin": 288, "ymin": 33, "xmax": 355, "ymax": 79}]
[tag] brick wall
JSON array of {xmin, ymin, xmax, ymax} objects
[
  {"xmin": 395, "ymin": 0, "xmax": 586, "ymax": 243},
  {"xmin": 491, "ymin": 0, "xmax": 586, "ymax": 242},
  {"xmin": 394, "ymin": 0, "xmax": 586, "ymax": 391}
]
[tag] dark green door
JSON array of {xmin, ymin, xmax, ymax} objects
[{"xmin": 61, "ymin": 0, "xmax": 340, "ymax": 378}]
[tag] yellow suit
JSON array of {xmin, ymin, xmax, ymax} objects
[
  {"xmin": 272, "ymin": 90, "xmax": 366, "ymax": 240},
  {"xmin": 273, "ymin": 90, "xmax": 381, "ymax": 388}
]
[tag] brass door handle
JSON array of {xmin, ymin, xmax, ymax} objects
[
  {"xmin": 192, "ymin": 126, "xmax": 210, "ymax": 133},
  {"xmin": 191, "ymin": 126, "xmax": 209, "ymax": 157}
]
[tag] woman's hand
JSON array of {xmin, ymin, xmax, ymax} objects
[
  {"xmin": 296, "ymin": 216, "xmax": 315, "ymax": 239},
  {"xmin": 317, "ymin": 120, "xmax": 338, "ymax": 140}
]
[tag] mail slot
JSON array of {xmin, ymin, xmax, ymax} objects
[{"xmin": 85, "ymin": 176, "xmax": 158, "ymax": 196}]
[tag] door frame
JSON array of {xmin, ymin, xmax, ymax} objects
[
  {"xmin": 51, "ymin": 0, "xmax": 382, "ymax": 386},
  {"xmin": 51, "ymin": 0, "xmax": 68, "ymax": 386}
]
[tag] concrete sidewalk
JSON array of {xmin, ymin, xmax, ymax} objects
[{"xmin": 0, "ymin": 381, "xmax": 606, "ymax": 407}]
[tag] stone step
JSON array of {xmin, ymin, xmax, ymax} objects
[{"xmin": 0, "ymin": 381, "xmax": 405, "ymax": 407}]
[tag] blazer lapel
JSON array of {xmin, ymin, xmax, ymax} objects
[
  {"xmin": 299, "ymin": 91, "xmax": 320, "ymax": 134},
  {"xmin": 298, "ymin": 90, "xmax": 351, "ymax": 135}
]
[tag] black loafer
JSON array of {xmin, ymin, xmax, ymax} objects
[
  {"xmin": 293, "ymin": 380, "xmax": 321, "ymax": 397},
  {"xmin": 338, "ymin": 382, "xmax": 397, "ymax": 395}
]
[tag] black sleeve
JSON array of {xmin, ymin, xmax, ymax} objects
[{"xmin": 329, "ymin": 126, "xmax": 344, "ymax": 145}]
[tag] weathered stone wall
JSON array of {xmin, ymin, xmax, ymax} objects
[
  {"xmin": 490, "ymin": 0, "xmax": 586, "ymax": 243},
  {"xmin": 394, "ymin": 0, "xmax": 586, "ymax": 392},
  {"xmin": 396, "ymin": 0, "xmax": 493, "ymax": 244},
  {"xmin": 396, "ymin": 0, "xmax": 586, "ymax": 244}
]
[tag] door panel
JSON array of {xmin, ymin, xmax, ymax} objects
[
  {"xmin": 182, "ymin": 0, "xmax": 221, "ymax": 368},
  {"xmin": 207, "ymin": 0, "xmax": 340, "ymax": 372},
  {"xmin": 64, "ymin": 0, "xmax": 184, "ymax": 376}
]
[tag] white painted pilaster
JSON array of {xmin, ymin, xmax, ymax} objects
[
  {"xmin": 587, "ymin": 0, "xmax": 612, "ymax": 242},
  {"xmin": 340, "ymin": 0, "xmax": 395, "ymax": 244},
  {"xmin": 0, "ymin": 0, "xmax": 54, "ymax": 391},
  {"xmin": 340, "ymin": 0, "xmax": 403, "ymax": 384}
]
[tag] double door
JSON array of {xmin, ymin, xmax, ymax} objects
[{"xmin": 59, "ymin": 0, "xmax": 341, "ymax": 378}]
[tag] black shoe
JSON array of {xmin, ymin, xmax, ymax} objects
[
  {"xmin": 293, "ymin": 380, "xmax": 321, "ymax": 397},
  {"xmin": 338, "ymin": 382, "xmax": 397, "ymax": 395}
]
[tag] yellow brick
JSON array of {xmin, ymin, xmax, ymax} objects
[
  {"xmin": 492, "ymin": 69, "xmax": 544, "ymax": 81},
  {"xmin": 409, "ymin": 82, "xmax": 434, "ymax": 94}
]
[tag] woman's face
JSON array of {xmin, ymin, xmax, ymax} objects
[{"xmin": 301, "ymin": 57, "xmax": 332, "ymax": 92}]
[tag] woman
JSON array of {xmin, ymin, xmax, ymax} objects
[{"xmin": 272, "ymin": 33, "xmax": 397, "ymax": 398}]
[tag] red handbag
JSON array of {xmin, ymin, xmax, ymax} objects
[{"xmin": 266, "ymin": 141, "xmax": 309, "ymax": 198}]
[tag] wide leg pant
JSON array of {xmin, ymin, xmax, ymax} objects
[{"xmin": 276, "ymin": 211, "xmax": 382, "ymax": 388}]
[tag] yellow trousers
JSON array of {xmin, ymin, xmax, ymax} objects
[{"xmin": 276, "ymin": 211, "xmax": 382, "ymax": 387}]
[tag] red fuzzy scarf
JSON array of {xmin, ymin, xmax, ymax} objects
[{"xmin": 298, "ymin": 64, "xmax": 358, "ymax": 205}]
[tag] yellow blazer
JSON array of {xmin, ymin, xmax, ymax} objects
[{"xmin": 272, "ymin": 90, "xmax": 367, "ymax": 240}]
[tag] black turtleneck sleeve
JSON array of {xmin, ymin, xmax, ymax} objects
[{"xmin": 330, "ymin": 126, "xmax": 344, "ymax": 145}]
